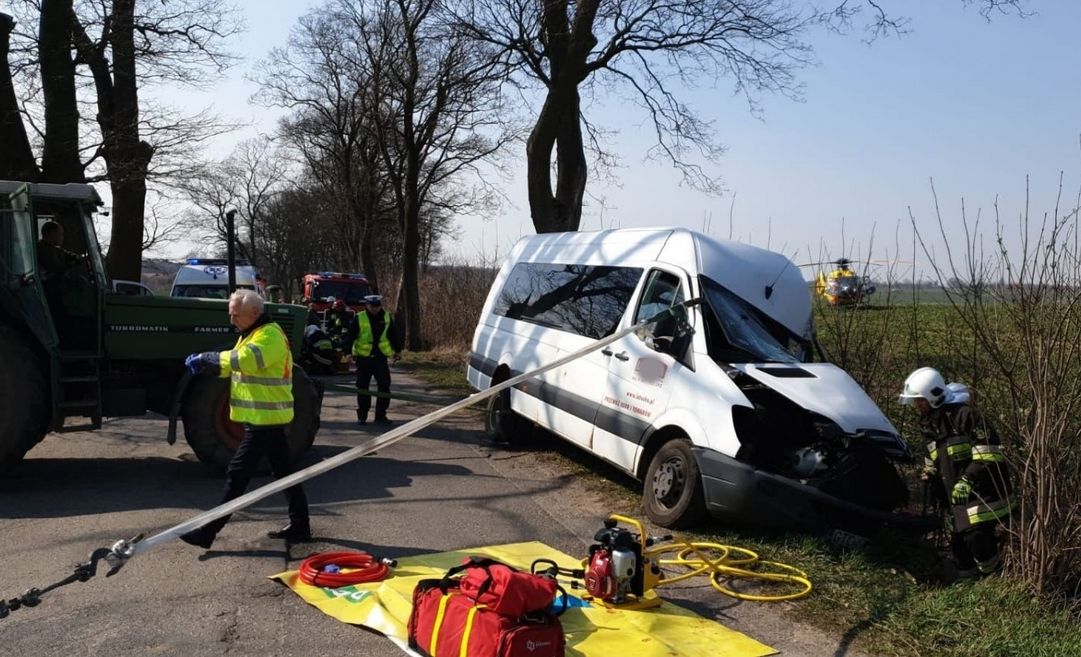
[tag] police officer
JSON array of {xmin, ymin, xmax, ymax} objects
[
  {"xmin": 900, "ymin": 367, "xmax": 1013, "ymax": 578},
  {"xmin": 179, "ymin": 289, "xmax": 311, "ymax": 549},
  {"xmin": 345, "ymin": 294, "xmax": 403, "ymax": 425}
]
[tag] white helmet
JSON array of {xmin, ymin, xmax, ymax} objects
[{"xmin": 899, "ymin": 367, "xmax": 948, "ymax": 407}]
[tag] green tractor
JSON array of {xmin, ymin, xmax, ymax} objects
[{"xmin": 0, "ymin": 181, "xmax": 322, "ymax": 472}]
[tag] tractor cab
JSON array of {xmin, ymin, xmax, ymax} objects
[{"xmin": 1, "ymin": 181, "xmax": 106, "ymax": 355}]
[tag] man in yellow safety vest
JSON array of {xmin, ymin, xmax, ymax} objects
[
  {"xmin": 344, "ymin": 294, "xmax": 403, "ymax": 426},
  {"xmin": 178, "ymin": 289, "xmax": 312, "ymax": 549}
]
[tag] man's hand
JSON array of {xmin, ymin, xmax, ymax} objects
[
  {"xmin": 392, "ymin": 352, "xmax": 402, "ymax": 363},
  {"xmin": 185, "ymin": 352, "xmax": 220, "ymax": 375},
  {"xmin": 950, "ymin": 477, "xmax": 973, "ymax": 505}
]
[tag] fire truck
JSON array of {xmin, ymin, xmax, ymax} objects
[
  {"xmin": 300, "ymin": 272, "xmax": 371, "ymax": 373},
  {"xmin": 301, "ymin": 272, "xmax": 370, "ymax": 314}
]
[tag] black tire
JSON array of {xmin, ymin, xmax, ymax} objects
[
  {"xmin": 484, "ymin": 384, "xmax": 525, "ymax": 443},
  {"xmin": 643, "ymin": 438, "xmax": 708, "ymax": 529},
  {"xmin": 0, "ymin": 326, "xmax": 50, "ymax": 473},
  {"xmin": 182, "ymin": 367, "xmax": 323, "ymax": 469}
]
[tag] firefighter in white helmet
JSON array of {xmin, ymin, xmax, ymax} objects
[{"xmin": 900, "ymin": 367, "xmax": 1013, "ymax": 578}]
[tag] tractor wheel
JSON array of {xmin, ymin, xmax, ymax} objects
[
  {"xmin": 643, "ymin": 438, "xmax": 708, "ymax": 529},
  {"xmin": 0, "ymin": 326, "xmax": 50, "ymax": 473},
  {"xmin": 182, "ymin": 367, "xmax": 323, "ymax": 469}
]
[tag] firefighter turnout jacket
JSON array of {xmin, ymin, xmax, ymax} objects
[
  {"xmin": 920, "ymin": 402, "xmax": 1012, "ymax": 531},
  {"xmin": 218, "ymin": 314, "xmax": 294, "ymax": 425}
]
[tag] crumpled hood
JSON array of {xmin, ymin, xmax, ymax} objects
[{"xmin": 732, "ymin": 363, "xmax": 899, "ymax": 435}]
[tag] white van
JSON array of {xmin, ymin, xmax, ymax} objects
[
  {"xmin": 468, "ymin": 228, "xmax": 918, "ymax": 534},
  {"xmin": 170, "ymin": 259, "xmax": 263, "ymax": 300}
]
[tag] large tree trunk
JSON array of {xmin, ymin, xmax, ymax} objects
[
  {"xmin": 106, "ymin": 174, "xmax": 149, "ymax": 280},
  {"xmin": 526, "ymin": 87, "xmax": 587, "ymax": 233},
  {"xmin": 38, "ymin": 0, "xmax": 83, "ymax": 183},
  {"xmin": 102, "ymin": 0, "xmax": 152, "ymax": 281},
  {"xmin": 0, "ymin": 14, "xmax": 37, "ymax": 180}
]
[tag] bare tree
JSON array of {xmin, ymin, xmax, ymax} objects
[
  {"xmin": 3, "ymin": 0, "xmax": 241, "ymax": 280},
  {"xmin": 348, "ymin": 0, "xmax": 513, "ymax": 349},
  {"xmin": 254, "ymin": 10, "xmax": 389, "ymax": 289},
  {"xmin": 452, "ymin": 0, "xmax": 1031, "ymax": 234}
]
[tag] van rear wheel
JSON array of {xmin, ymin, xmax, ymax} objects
[
  {"xmin": 484, "ymin": 386, "xmax": 523, "ymax": 444},
  {"xmin": 644, "ymin": 438, "xmax": 708, "ymax": 529}
]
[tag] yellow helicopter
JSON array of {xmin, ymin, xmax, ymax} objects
[{"xmin": 813, "ymin": 258, "xmax": 877, "ymax": 307}]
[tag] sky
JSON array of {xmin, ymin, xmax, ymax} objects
[{"xmin": 160, "ymin": 1, "xmax": 1081, "ymax": 281}]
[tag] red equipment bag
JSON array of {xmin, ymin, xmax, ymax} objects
[
  {"xmin": 456, "ymin": 557, "xmax": 557, "ymax": 617},
  {"xmin": 407, "ymin": 557, "xmax": 565, "ymax": 657}
]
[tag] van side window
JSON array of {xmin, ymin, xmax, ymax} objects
[
  {"xmin": 634, "ymin": 270, "xmax": 684, "ymax": 324},
  {"xmin": 494, "ymin": 262, "xmax": 642, "ymax": 339}
]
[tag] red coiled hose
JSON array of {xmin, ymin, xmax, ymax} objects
[{"xmin": 298, "ymin": 551, "xmax": 393, "ymax": 588}]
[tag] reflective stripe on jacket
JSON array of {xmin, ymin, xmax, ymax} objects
[
  {"xmin": 218, "ymin": 321, "xmax": 293, "ymax": 425},
  {"xmin": 352, "ymin": 310, "xmax": 393, "ymax": 357}
]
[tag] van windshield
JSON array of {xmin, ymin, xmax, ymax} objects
[
  {"xmin": 172, "ymin": 284, "xmax": 254, "ymax": 300},
  {"xmin": 700, "ymin": 276, "xmax": 809, "ymax": 363}
]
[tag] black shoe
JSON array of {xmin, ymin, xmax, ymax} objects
[
  {"xmin": 357, "ymin": 418, "xmax": 368, "ymax": 426},
  {"xmin": 267, "ymin": 523, "xmax": 312, "ymax": 541},
  {"xmin": 179, "ymin": 528, "xmax": 215, "ymax": 550},
  {"xmin": 374, "ymin": 417, "xmax": 393, "ymax": 426}
]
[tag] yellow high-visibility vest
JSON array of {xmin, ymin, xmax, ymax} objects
[
  {"xmin": 218, "ymin": 322, "xmax": 293, "ymax": 425},
  {"xmin": 352, "ymin": 310, "xmax": 393, "ymax": 357}
]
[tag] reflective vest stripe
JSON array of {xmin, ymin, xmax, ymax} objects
[
  {"xmin": 946, "ymin": 442, "xmax": 971, "ymax": 457},
  {"xmin": 230, "ymin": 399, "xmax": 293, "ymax": 410},
  {"xmin": 249, "ymin": 345, "xmax": 266, "ymax": 369},
  {"xmin": 231, "ymin": 373, "xmax": 291, "ymax": 387},
  {"xmin": 230, "ymin": 350, "xmax": 240, "ymax": 371}
]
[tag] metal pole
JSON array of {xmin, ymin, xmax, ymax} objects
[
  {"xmin": 132, "ymin": 300, "xmax": 699, "ymax": 556},
  {"xmin": 225, "ymin": 209, "xmax": 237, "ymax": 293}
]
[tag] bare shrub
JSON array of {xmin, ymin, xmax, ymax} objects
[
  {"xmin": 916, "ymin": 177, "xmax": 1081, "ymax": 597},
  {"xmin": 381, "ymin": 257, "xmax": 499, "ymax": 352}
]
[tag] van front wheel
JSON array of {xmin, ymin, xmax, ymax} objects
[{"xmin": 644, "ymin": 438, "xmax": 708, "ymax": 529}]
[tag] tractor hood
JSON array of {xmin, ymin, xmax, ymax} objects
[{"xmin": 731, "ymin": 363, "xmax": 899, "ymax": 436}]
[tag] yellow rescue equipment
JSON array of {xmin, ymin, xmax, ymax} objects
[{"xmin": 574, "ymin": 515, "xmax": 811, "ymax": 606}]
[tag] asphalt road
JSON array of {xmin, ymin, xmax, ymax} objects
[{"xmin": 0, "ymin": 371, "xmax": 873, "ymax": 657}]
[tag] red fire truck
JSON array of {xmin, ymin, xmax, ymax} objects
[{"xmin": 301, "ymin": 271, "xmax": 371, "ymax": 313}]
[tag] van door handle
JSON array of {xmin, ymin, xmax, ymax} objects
[
  {"xmin": 601, "ymin": 348, "xmax": 614, "ymax": 357},
  {"xmin": 614, "ymin": 351, "xmax": 630, "ymax": 361}
]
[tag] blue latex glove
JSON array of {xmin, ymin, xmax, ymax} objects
[
  {"xmin": 185, "ymin": 352, "xmax": 220, "ymax": 375},
  {"xmin": 950, "ymin": 477, "xmax": 973, "ymax": 505}
]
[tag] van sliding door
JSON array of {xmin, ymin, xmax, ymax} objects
[{"xmin": 593, "ymin": 268, "xmax": 689, "ymax": 469}]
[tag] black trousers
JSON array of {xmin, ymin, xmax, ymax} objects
[
  {"xmin": 356, "ymin": 355, "xmax": 391, "ymax": 421},
  {"xmin": 202, "ymin": 424, "xmax": 309, "ymax": 537}
]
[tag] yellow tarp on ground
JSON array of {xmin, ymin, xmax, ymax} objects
[{"xmin": 272, "ymin": 541, "xmax": 776, "ymax": 657}]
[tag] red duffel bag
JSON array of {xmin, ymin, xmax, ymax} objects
[
  {"xmin": 407, "ymin": 557, "xmax": 565, "ymax": 657},
  {"xmin": 456, "ymin": 557, "xmax": 557, "ymax": 617}
]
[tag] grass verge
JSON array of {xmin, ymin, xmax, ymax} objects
[{"xmin": 404, "ymin": 349, "xmax": 1081, "ymax": 657}]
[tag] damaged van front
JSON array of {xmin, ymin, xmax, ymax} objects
[{"xmin": 683, "ymin": 271, "xmax": 924, "ymax": 536}]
